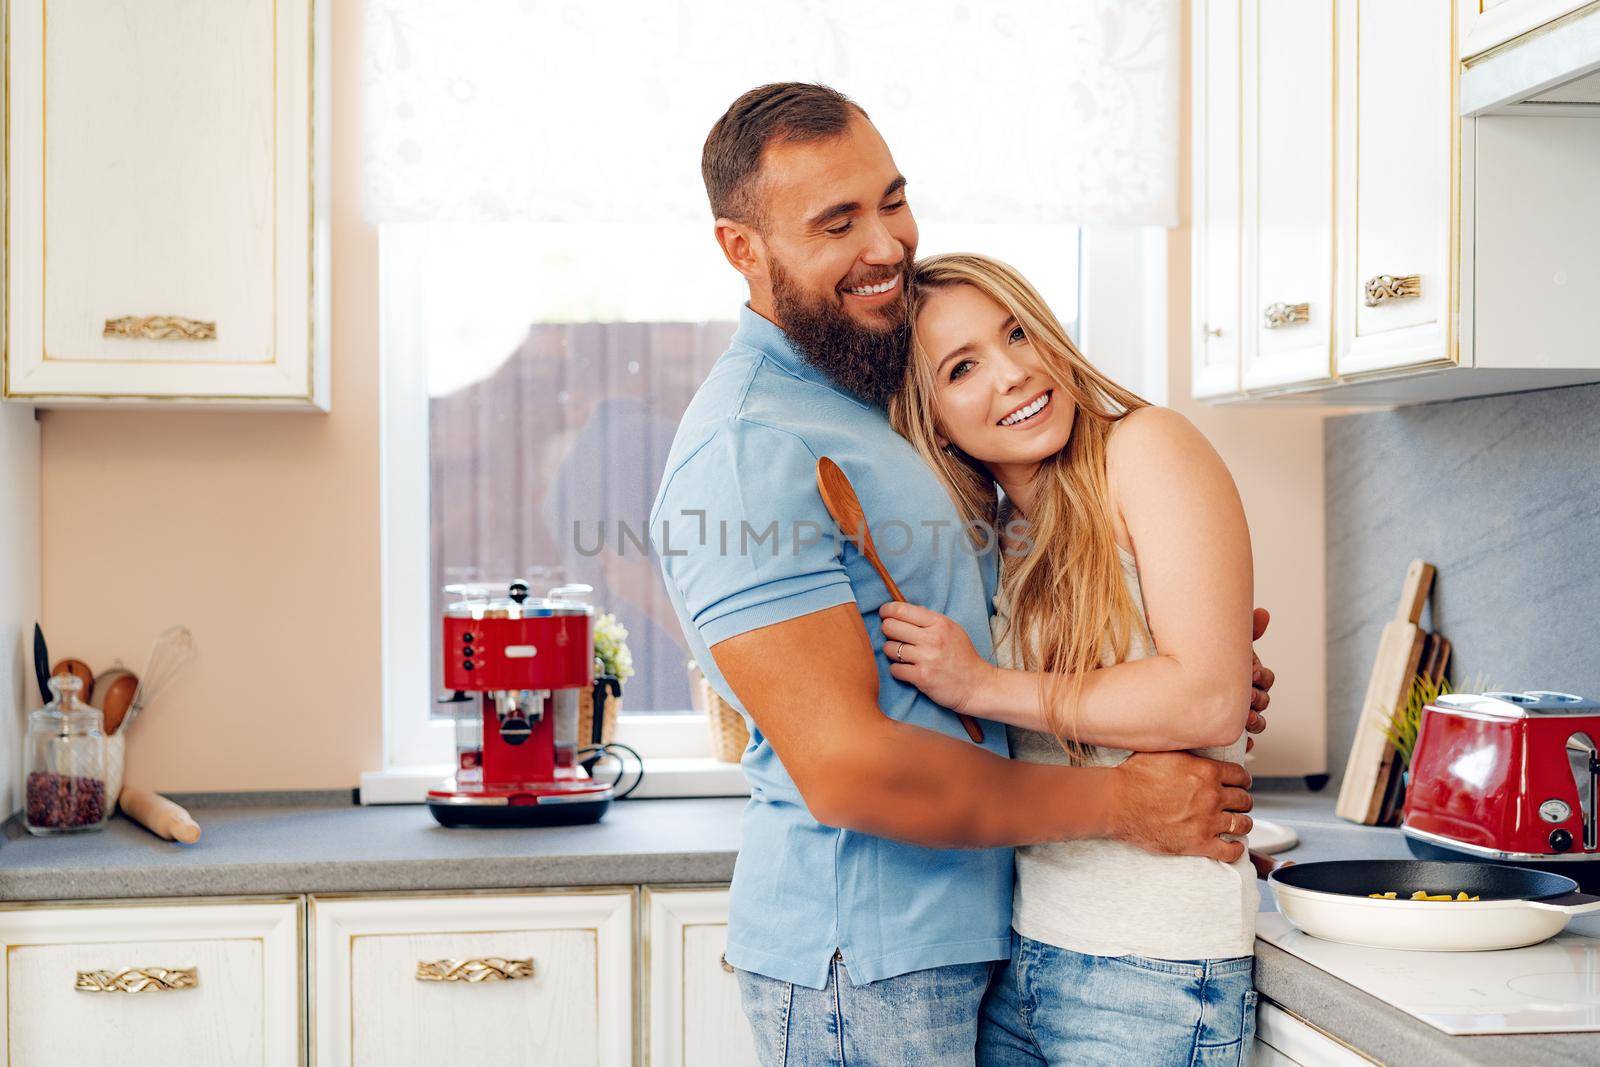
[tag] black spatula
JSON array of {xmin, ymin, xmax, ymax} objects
[{"xmin": 32, "ymin": 623, "xmax": 52, "ymax": 704}]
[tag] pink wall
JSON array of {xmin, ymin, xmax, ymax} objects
[{"xmin": 39, "ymin": 0, "xmax": 382, "ymax": 791}]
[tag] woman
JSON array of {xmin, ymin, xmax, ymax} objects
[{"xmin": 883, "ymin": 254, "xmax": 1259, "ymax": 1066}]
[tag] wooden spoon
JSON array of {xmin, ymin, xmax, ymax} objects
[
  {"xmin": 50, "ymin": 659, "xmax": 95, "ymax": 704},
  {"xmin": 816, "ymin": 456, "xmax": 985, "ymax": 744},
  {"xmin": 91, "ymin": 669, "xmax": 140, "ymax": 735}
]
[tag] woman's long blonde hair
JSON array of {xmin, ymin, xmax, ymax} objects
[{"xmin": 888, "ymin": 253, "xmax": 1149, "ymax": 758}]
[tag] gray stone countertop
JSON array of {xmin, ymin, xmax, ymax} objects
[
  {"xmin": 1251, "ymin": 790, "xmax": 1599, "ymax": 1066},
  {"xmin": 0, "ymin": 792, "xmax": 744, "ymax": 902}
]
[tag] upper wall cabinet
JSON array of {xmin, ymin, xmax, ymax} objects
[
  {"xmin": 1190, "ymin": 0, "xmax": 1245, "ymax": 400},
  {"xmin": 1191, "ymin": 0, "xmax": 1338, "ymax": 401},
  {"xmin": 3, "ymin": 0, "xmax": 331, "ymax": 409},
  {"xmin": 1191, "ymin": 0, "xmax": 1600, "ymax": 405},
  {"xmin": 1334, "ymin": 0, "xmax": 1454, "ymax": 379},
  {"xmin": 1241, "ymin": 0, "xmax": 1335, "ymax": 392}
]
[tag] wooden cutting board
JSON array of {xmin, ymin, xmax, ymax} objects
[
  {"xmin": 1374, "ymin": 631, "xmax": 1452, "ymax": 825},
  {"xmin": 1336, "ymin": 559, "xmax": 1435, "ymax": 825}
]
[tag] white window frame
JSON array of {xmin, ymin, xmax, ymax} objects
[{"xmin": 363, "ymin": 226, "xmax": 1167, "ymax": 804}]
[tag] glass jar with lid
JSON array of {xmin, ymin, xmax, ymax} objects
[{"xmin": 24, "ymin": 674, "xmax": 110, "ymax": 835}]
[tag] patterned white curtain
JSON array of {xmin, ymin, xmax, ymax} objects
[{"xmin": 364, "ymin": 0, "xmax": 1179, "ymax": 228}]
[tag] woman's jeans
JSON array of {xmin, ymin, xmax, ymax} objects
[{"xmin": 977, "ymin": 931, "xmax": 1257, "ymax": 1066}]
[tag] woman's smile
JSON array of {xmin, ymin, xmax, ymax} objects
[{"xmin": 997, "ymin": 389, "xmax": 1053, "ymax": 428}]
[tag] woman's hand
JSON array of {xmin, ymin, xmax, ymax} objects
[{"xmin": 879, "ymin": 601, "xmax": 997, "ymax": 714}]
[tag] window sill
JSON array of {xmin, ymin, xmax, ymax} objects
[{"xmin": 359, "ymin": 756, "xmax": 750, "ymax": 805}]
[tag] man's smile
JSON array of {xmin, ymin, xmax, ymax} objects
[{"xmin": 842, "ymin": 273, "xmax": 901, "ymax": 300}]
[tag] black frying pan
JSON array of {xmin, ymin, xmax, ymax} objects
[{"xmin": 1268, "ymin": 860, "xmax": 1600, "ymax": 951}]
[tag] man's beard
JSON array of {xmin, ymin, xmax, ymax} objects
[{"xmin": 769, "ymin": 249, "xmax": 914, "ymax": 408}]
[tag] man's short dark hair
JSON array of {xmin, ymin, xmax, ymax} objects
[{"xmin": 702, "ymin": 82, "xmax": 868, "ymax": 228}]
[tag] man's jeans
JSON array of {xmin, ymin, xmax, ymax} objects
[{"xmin": 734, "ymin": 951, "xmax": 994, "ymax": 1066}]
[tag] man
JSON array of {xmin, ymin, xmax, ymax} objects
[{"xmin": 650, "ymin": 83, "xmax": 1273, "ymax": 1065}]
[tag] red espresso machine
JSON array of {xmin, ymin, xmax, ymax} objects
[
  {"xmin": 1402, "ymin": 691, "xmax": 1600, "ymax": 886},
  {"xmin": 426, "ymin": 580, "xmax": 615, "ymax": 828}
]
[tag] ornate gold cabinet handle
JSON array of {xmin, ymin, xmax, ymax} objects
[
  {"xmin": 103, "ymin": 315, "xmax": 217, "ymax": 341},
  {"xmin": 1203, "ymin": 324, "xmax": 1224, "ymax": 338},
  {"xmin": 1262, "ymin": 302, "xmax": 1310, "ymax": 329},
  {"xmin": 1363, "ymin": 274, "xmax": 1421, "ymax": 307},
  {"xmin": 75, "ymin": 967, "xmax": 198, "ymax": 993},
  {"xmin": 415, "ymin": 957, "xmax": 535, "ymax": 983}
]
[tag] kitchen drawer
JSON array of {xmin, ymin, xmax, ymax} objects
[
  {"xmin": 0, "ymin": 898, "xmax": 302, "ymax": 1067},
  {"xmin": 1254, "ymin": 999, "xmax": 1374, "ymax": 1065},
  {"xmin": 311, "ymin": 889, "xmax": 634, "ymax": 1067},
  {"xmin": 643, "ymin": 887, "xmax": 756, "ymax": 1067},
  {"xmin": 1457, "ymin": 0, "xmax": 1592, "ymax": 60}
]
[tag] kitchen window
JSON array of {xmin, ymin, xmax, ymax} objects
[{"xmin": 362, "ymin": 0, "xmax": 1181, "ymax": 794}]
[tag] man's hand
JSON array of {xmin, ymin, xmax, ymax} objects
[
  {"xmin": 1245, "ymin": 607, "xmax": 1276, "ymax": 751},
  {"xmin": 1108, "ymin": 751, "xmax": 1253, "ymax": 862}
]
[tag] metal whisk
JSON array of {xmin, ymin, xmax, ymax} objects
[{"xmin": 123, "ymin": 626, "xmax": 196, "ymax": 734}]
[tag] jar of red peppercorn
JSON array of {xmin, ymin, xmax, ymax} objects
[{"xmin": 24, "ymin": 674, "xmax": 110, "ymax": 835}]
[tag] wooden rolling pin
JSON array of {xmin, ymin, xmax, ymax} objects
[{"xmin": 119, "ymin": 786, "xmax": 201, "ymax": 844}]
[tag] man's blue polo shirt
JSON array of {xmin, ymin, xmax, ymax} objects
[{"xmin": 650, "ymin": 305, "xmax": 1012, "ymax": 989}]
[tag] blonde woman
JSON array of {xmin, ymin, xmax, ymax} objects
[{"xmin": 883, "ymin": 254, "xmax": 1260, "ymax": 1066}]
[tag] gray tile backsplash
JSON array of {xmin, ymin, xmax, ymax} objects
[{"xmin": 1325, "ymin": 383, "xmax": 1600, "ymax": 782}]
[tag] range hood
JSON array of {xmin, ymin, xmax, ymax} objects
[{"xmin": 1462, "ymin": 5, "xmax": 1600, "ymax": 114}]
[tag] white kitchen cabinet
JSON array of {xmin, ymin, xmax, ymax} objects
[
  {"xmin": 311, "ymin": 890, "xmax": 634, "ymax": 1067},
  {"xmin": 2, "ymin": 0, "xmax": 330, "ymax": 409},
  {"xmin": 1191, "ymin": 0, "xmax": 1600, "ymax": 405},
  {"xmin": 0, "ymin": 898, "xmax": 302, "ymax": 1067},
  {"xmin": 1252, "ymin": 999, "xmax": 1374, "ymax": 1065},
  {"xmin": 1190, "ymin": 0, "xmax": 1245, "ymax": 400},
  {"xmin": 644, "ymin": 887, "xmax": 757, "ymax": 1067},
  {"xmin": 1334, "ymin": 0, "xmax": 1456, "ymax": 379},
  {"xmin": 1241, "ymin": 0, "xmax": 1336, "ymax": 391},
  {"xmin": 1458, "ymin": 0, "xmax": 1593, "ymax": 60}
]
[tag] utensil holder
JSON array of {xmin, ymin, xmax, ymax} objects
[
  {"xmin": 697, "ymin": 669, "xmax": 750, "ymax": 764},
  {"xmin": 105, "ymin": 733, "xmax": 126, "ymax": 814},
  {"xmin": 577, "ymin": 688, "xmax": 620, "ymax": 747}
]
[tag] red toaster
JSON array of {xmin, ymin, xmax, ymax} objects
[{"xmin": 1403, "ymin": 691, "xmax": 1600, "ymax": 866}]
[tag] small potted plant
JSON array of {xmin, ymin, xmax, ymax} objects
[{"xmin": 1384, "ymin": 672, "xmax": 1487, "ymax": 819}]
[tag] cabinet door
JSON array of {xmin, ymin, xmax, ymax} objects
[
  {"xmin": 1191, "ymin": 0, "xmax": 1245, "ymax": 399},
  {"xmin": 0, "ymin": 899, "xmax": 301, "ymax": 1067},
  {"xmin": 311, "ymin": 891, "xmax": 634, "ymax": 1067},
  {"xmin": 645, "ymin": 888, "xmax": 757, "ymax": 1067},
  {"xmin": 1241, "ymin": 0, "xmax": 1336, "ymax": 391},
  {"xmin": 1336, "ymin": 0, "xmax": 1457, "ymax": 377},
  {"xmin": 3, "ymin": 0, "xmax": 330, "ymax": 408}
]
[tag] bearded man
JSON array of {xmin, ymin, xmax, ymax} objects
[{"xmin": 649, "ymin": 83, "xmax": 1272, "ymax": 1065}]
